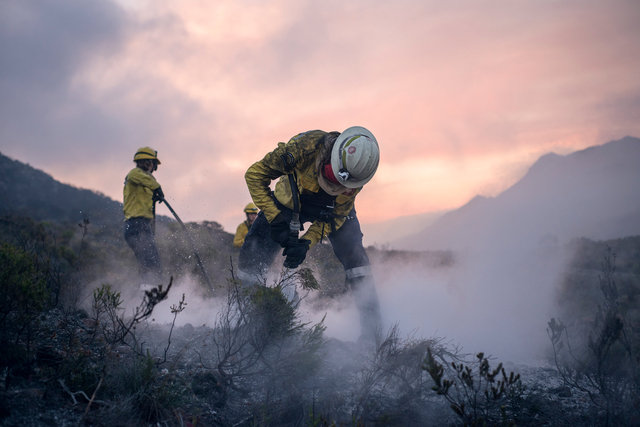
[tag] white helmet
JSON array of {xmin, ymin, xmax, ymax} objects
[{"xmin": 330, "ymin": 126, "xmax": 380, "ymax": 188}]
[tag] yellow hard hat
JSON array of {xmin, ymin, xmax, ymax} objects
[
  {"xmin": 133, "ymin": 146, "xmax": 161, "ymax": 164},
  {"xmin": 244, "ymin": 202, "xmax": 259, "ymax": 213}
]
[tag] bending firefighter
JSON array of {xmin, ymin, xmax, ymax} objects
[
  {"xmin": 238, "ymin": 126, "xmax": 382, "ymax": 343},
  {"xmin": 233, "ymin": 203, "xmax": 259, "ymax": 247},
  {"xmin": 123, "ymin": 147, "xmax": 165, "ymax": 285}
]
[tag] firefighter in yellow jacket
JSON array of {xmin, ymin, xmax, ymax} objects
[
  {"xmin": 233, "ymin": 203, "xmax": 259, "ymax": 247},
  {"xmin": 123, "ymin": 147, "xmax": 164, "ymax": 283},
  {"xmin": 238, "ymin": 126, "xmax": 382, "ymax": 343}
]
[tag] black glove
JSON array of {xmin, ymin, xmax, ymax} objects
[
  {"xmin": 152, "ymin": 186, "xmax": 165, "ymax": 203},
  {"xmin": 269, "ymin": 213, "xmax": 290, "ymax": 247},
  {"xmin": 283, "ymin": 239, "xmax": 310, "ymax": 269}
]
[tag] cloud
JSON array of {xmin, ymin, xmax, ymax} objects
[
  {"xmin": 1, "ymin": 0, "xmax": 639, "ymax": 230},
  {"xmin": 0, "ymin": 0, "xmax": 130, "ymax": 157}
]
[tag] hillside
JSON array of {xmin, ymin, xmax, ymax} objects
[
  {"xmin": 0, "ymin": 151, "xmax": 124, "ymax": 226},
  {"xmin": 1, "ymin": 213, "xmax": 638, "ymax": 425},
  {"xmin": 397, "ymin": 136, "xmax": 640, "ymax": 251},
  {"xmin": 1, "ymin": 149, "xmax": 639, "ymax": 424}
]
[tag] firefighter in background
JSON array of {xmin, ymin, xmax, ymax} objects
[
  {"xmin": 123, "ymin": 147, "xmax": 165, "ymax": 285},
  {"xmin": 239, "ymin": 126, "xmax": 382, "ymax": 343},
  {"xmin": 233, "ymin": 203, "xmax": 259, "ymax": 247}
]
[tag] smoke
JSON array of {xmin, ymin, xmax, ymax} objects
[
  {"xmin": 137, "ymin": 244, "xmax": 564, "ymax": 366},
  {"xmin": 374, "ymin": 241, "xmax": 567, "ymax": 365},
  {"xmin": 140, "ymin": 275, "xmax": 224, "ymax": 327},
  {"xmin": 296, "ymin": 239, "xmax": 568, "ymax": 365},
  {"xmin": 76, "ymin": 265, "xmax": 225, "ymax": 329},
  {"xmin": 302, "ymin": 294, "xmax": 361, "ymax": 342},
  {"xmin": 77, "ymin": 240, "xmax": 567, "ymax": 366}
]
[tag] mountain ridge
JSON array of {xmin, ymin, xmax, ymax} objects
[
  {"xmin": 396, "ymin": 136, "xmax": 640, "ymax": 251},
  {"xmin": 1, "ymin": 151, "xmax": 140, "ymax": 226}
]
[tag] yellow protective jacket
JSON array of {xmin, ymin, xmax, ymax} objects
[
  {"xmin": 245, "ymin": 130, "xmax": 361, "ymax": 247},
  {"xmin": 123, "ymin": 167, "xmax": 161, "ymax": 220},
  {"xmin": 233, "ymin": 221, "xmax": 250, "ymax": 247}
]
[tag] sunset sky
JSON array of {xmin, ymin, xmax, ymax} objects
[{"xmin": 1, "ymin": 0, "xmax": 639, "ymax": 233}]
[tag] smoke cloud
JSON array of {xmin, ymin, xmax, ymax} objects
[{"xmin": 300, "ymin": 243, "xmax": 566, "ymax": 365}]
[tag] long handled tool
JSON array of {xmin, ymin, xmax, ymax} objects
[
  {"xmin": 161, "ymin": 198, "xmax": 214, "ymax": 294},
  {"xmin": 280, "ymin": 153, "xmax": 305, "ymax": 269}
]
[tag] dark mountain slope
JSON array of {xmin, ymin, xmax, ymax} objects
[
  {"xmin": 0, "ymin": 151, "xmax": 123, "ymax": 225},
  {"xmin": 397, "ymin": 136, "xmax": 640, "ymax": 250}
]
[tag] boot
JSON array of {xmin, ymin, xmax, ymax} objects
[{"xmin": 348, "ymin": 275, "xmax": 383, "ymax": 347}]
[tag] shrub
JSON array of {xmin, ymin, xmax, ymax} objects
[
  {"xmin": 548, "ymin": 246, "xmax": 640, "ymax": 425},
  {"xmin": 0, "ymin": 243, "xmax": 48, "ymax": 365},
  {"xmin": 424, "ymin": 349, "xmax": 525, "ymax": 425},
  {"xmin": 0, "ymin": 216, "xmax": 77, "ymax": 306},
  {"xmin": 202, "ymin": 275, "xmax": 326, "ymax": 424}
]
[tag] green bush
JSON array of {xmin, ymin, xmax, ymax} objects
[
  {"xmin": 249, "ymin": 285, "xmax": 298, "ymax": 340},
  {"xmin": 0, "ymin": 216, "xmax": 77, "ymax": 306},
  {"xmin": 0, "ymin": 243, "xmax": 48, "ymax": 365}
]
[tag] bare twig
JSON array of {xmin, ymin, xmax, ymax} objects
[
  {"xmin": 82, "ymin": 374, "xmax": 104, "ymax": 418},
  {"xmin": 58, "ymin": 379, "xmax": 105, "ymax": 407},
  {"xmin": 163, "ymin": 293, "xmax": 186, "ymax": 363}
]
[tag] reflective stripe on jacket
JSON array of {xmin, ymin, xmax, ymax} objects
[
  {"xmin": 233, "ymin": 221, "xmax": 250, "ymax": 247},
  {"xmin": 123, "ymin": 167, "xmax": 161, "ymax": 220},
  {"xmin": 244, "ymin": 130, "xmax": 361, "ymax": 246}
]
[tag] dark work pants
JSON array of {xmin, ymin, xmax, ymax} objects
[
  {"xmin": 124, "ymin": 217, "xmax": 161, "ymax": 283},
  {"xmin": 238, "ymin": 208, "xmax": 382, "ymax": 343},
  {"xmin": 238, "ymin": 209, "xmax": 370, "ymax": 278}
]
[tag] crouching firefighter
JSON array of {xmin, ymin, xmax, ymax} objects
[{"xmin": 238, "ymin": 126, "xmax": 382, "ymax": 344}]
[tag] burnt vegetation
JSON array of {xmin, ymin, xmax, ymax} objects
[
  {"xmin": 0, "ymin": 215, "xmax": 460, "ymax": 425},
  {"xmin": 1, "ymin": 154, "xmax": 640, "ymax": 425},
  {"xmin": 1, "ymin": 213, "xmax": 639, "ymax": 425},
  {"xmin": 548, "ymin": 240, "xmax": 640, "ymax": 425}
]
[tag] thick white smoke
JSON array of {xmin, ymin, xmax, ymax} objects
[{"xmin": 306, "ymin": 241, "xmax": 567, "ymax": 365}]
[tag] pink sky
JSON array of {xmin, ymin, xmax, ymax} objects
[{"xmin": 1, "ymin": 0, "xmax": 639, "ymax": 233}]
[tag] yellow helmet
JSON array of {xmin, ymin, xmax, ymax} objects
[
  {"xmin": 133, "ymin": 146, "xmax": 161, "ymax": 164},
  {"xmin": 244, "ymin": 202, "xmax": 259, "ymax": 214}
]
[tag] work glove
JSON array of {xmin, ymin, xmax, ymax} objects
[
  {"xmin": 269, "ymin": 213, "xmax": 290, "ymax": 247},
  {"xmin": 152, "ymin": 186, "xmax": 165, "ymax": 203},
  {"xmin": 283, "ymin": 239, "xmax": 310, "ymax": 269}
]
